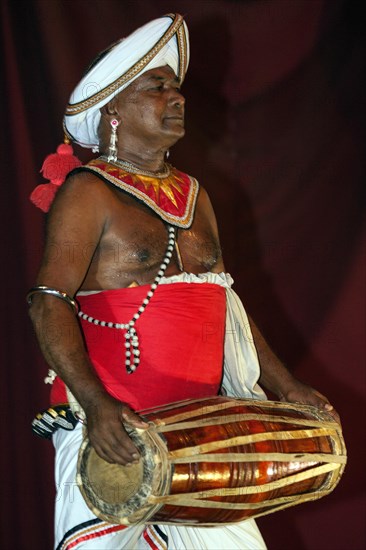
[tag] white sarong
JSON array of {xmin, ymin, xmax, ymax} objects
[{"xmin": 54, "ymin": 273, "xmax": 267, "ymax": 549}]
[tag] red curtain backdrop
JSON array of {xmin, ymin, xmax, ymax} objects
[{"xmin": 1, "ymin": 1, "xmax": 364, "ymax": 548}]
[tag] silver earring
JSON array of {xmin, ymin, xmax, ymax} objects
[{"xmin": 107, "ymin": 119, "xmax": 119, "ymax": 162}]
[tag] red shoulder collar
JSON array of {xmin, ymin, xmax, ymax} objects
[{"xmin": 85, "ymin": 158, "xmax": 199, "ymax": 228}]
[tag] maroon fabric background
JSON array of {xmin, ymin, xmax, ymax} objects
[{"xmin": 1, "ymin": 1, "xmax": 364, "ymax": 548}]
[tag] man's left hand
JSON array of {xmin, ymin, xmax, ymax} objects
[{"xmin": 279, "ymin": 379, "xmax": 340, "ymax": 423}]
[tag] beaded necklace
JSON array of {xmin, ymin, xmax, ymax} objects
[
  {"xmin": 78, "ymin": 225, "xmax": 175, "ymax": 374},
  {"xmin": 104, "ymin": 156, "xmax": 171, "ymax": 178}
]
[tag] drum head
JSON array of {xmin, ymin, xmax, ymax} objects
[{"xmin": 76, "ymin": 426, "xmax": 157, "ymax": 524}]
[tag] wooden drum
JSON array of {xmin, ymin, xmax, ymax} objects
[{"xmin": 76, "ymin": 396, "xmax": 346, "ymax": 526}]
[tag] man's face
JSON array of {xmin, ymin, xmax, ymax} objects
[{"xmin": 115, "ymin": 65, "xmax": 185, "ymax": 148}]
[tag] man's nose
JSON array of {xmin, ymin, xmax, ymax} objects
[{"xmin": 169, "ymin": 89, "xmax": 185, "ymax": 108}]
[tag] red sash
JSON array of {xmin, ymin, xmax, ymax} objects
[{"xmin": 51, "ymin": 282, "xmax": 226, "ymax": 410}]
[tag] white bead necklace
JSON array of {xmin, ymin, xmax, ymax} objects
[{"xmin": 78, "ymin": 225, "xmax": 176, "ymax": 374}]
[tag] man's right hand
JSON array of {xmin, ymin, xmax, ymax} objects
[{"xmin": 84, "ymin": 393, "xmax": 149, "ymax": 466}]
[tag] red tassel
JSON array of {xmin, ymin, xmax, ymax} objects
[
  {"xmin": 29, "ymin": 183, "xmax": 59, "ymax": 213},
  {"xmin": 30, "ymin": 142, "xmax": 82, "ymax": 212}
]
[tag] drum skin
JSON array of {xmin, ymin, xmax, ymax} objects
[{"xmin": 77, "ymin": 396, "xmax": 346, "ymax": 526}]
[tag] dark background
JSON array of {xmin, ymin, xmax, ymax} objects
[{"xmin": 1, "ymin": 1, "xmax": 365, "ymax": 548}]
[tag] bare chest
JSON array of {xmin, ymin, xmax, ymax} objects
[{"xmin": 85, "ymin": 192, "xmax": 222, "ymax": 288}]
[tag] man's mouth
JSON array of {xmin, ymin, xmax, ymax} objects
[{"xmin": 164, "ymin": 116, "xmax": 184, "ymax": 124}]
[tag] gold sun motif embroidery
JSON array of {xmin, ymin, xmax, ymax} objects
[
  {"xmin": 131, "ymin": 173, "xmax": 185, "ymax": 208},
  {"xmin": 104, "ymin": 165, "xmax": 185, "ymax": 208}
]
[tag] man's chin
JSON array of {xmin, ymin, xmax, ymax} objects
[{"xmin": 165, "ymin": 126, "xmax": 185, "ymax": 146}]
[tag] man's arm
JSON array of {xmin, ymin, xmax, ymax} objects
[
  {"xmin": 249, "ymin": 317, "xmax": 339, "ymax": 421},
  {"xmin": 187, "ymin": 187, "xmax": 338, "ymax": 420},
  {"xmin": 29, "ymin": 173, "xmax": 147, "ymax": 465}
]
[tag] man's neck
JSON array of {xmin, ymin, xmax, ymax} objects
[{"xmin": 112, "ymin": 145, "xmax": 167, "ymax": 173}]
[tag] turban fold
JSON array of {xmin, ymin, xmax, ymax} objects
[{"xmin": 64, "ymin": 14, "xmax": 190, "ymax": 149}]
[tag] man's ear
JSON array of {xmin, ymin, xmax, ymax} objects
[{"xmin": 100, "ymin": 97, "xmax": 120, "ymax": 120}]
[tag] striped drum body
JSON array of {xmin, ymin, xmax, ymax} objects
[{"xmin": 77, "ymin": 396, "xmax": 346, "ymax": 526}]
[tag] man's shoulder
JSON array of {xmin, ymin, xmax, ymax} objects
[
  {"xmin": 66, "ymin": 166, "xmax": 106, "ymax": 186},
  {"xmin": 47, "ymin": 168, "xmax": 114, "ymax": 219},
  {"xmin": 59, "ymin": 168, "xmax": 111, "ymax": 198}
]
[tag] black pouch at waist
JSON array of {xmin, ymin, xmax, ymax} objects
[{"xmin": 32, "ymin": 404, "xmax": 78, "ymax": 440}]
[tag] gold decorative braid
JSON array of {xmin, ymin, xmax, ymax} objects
[
  {"xmin": 65, "ymin": 14, "xmax": 186, "ymax": 116},
  {"xmin": 176, "ymin": 22, "xmax": 188, "ymax": 83}
]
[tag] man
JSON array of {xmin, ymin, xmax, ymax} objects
[{"xmin": 28, "ymin": 14, "xmax": 337, "ymax": 550}]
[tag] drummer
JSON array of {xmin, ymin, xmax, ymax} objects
[{"xmin": 28, "ymin": 14, "xmax": 337, "ymax": 550}]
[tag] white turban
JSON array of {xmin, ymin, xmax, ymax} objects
[{"xmin": 63, "ymin": 14, "xmax": 190, "ymax": 149}]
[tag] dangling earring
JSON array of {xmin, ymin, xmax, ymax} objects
[
  {"xmin": 165, "ymin": 149, "xmax": 170, "ymax": 160},
  {"xmin": 107, "ymin": 118, "xmax": 119, "ymax": 162}
]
